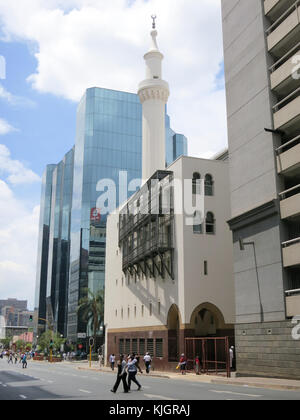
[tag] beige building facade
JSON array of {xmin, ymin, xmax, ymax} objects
[{"xmin": 104, "ymin": 156, "xmax": 235, "ymax": 370}]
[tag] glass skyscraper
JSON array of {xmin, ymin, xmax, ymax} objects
[{"xmin": 35, "ymin": 87, "xmax": 187, "ymax": 343}]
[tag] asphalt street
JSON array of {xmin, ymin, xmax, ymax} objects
[{"xmin": 0, "ymin": 358, "xmax": 299, "ymax": 400}]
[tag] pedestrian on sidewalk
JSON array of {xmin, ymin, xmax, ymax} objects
[
  {"xmin": 230, "ymin": 346, "xmax": 235, "ymax": 370},
  {"xmin": 143, "ymin": 352, "xmax": 152, "ymax": 374},
  {"xmin": 111, "ymin": 355, "xmax": 129, "ymax": 394},
  {"xmin": 22, "ymin": 353, "xmax": 27, "ymax": 369},
  {"xmin": 127, "ymin": 354, "xmax": 142, "ymax": 391},
  {"xmin": 109, "ymin": 354, "xmax": 116, "ymax": 371},
  {"xmin": 195, "ymin": 355, "xmax": 201, "ymax": 375},
  {"xmin": 178, "ymin": 354, "xmax": 187, "ymax": 375},
  {"xmin": 14, "ymin": 354, "xmax": 18, "ymax": 364},
  {"xmin": 7, "ymin": 353, "xmax": 13, "ymax": 364}
]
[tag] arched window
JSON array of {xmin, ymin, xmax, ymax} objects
[
  {"xmin": 205, "ymin": 174, "xmax": 214, "ymax": 196},
  {"xmin": 193, "ymin": 211, "xmax": 203, "ymax": 234},
  {"xmin": 206, "ymin": 212, "xmax": 215, "ymax": 235},
  {"xmin": 192, "ymin": 172, "xmax": 201, "ymax": 195}
]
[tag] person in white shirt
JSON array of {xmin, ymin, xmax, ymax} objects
[
  {"xmin": 143, "ymin": 352, "xmax": 152, "ymax": 374},
  {"xmin": 109, "ymin": 354, "xmax": 116, "ymax": 370}
]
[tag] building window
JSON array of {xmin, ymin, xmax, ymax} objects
[
  {"xmin": 125, "ymin": 339, "xmax": 131, "ymax": 355},
  {"xmin": 149, "ymin": 302, "xmax": 153, "ymax": 316},
  {"xmin": 119, "ymin": 339, "xmax": 124, "ymax": 354},
  {"xmin": 204, "ymin": 261, "xmax": 208, "ymax": 276},
  {"xmin": 193, "ymin": 211, "xmax": 203, "ymax": 234},
  {"xmin": 128, "ymin": 307, "xmax": 130, "ymax": 318},
  {"xmin": 155, "ymin": 339, "xmax": 163, "ymax": 358},
  {"xmin": 115, "ymin": 309, "xmax": 118, "ymax": 317},
  {"xmin": 206, "ymin": 212, "xmax": 215, "ymax": 235},
  {"xmin": 121, "ymin": 308, "xmax": 124, "ymax": 319},
  {"xmin": 132, "ymin": 339, "xmax": 138, "ymax": 354},
  {"xmin": 192, "ymin": 172, "xmax": 201, "ymax": 195},
  {"xmin": 134, "ymin": 306, "xmax": 137, "ymax": 317},
  {"xmin": 139, "ymin": 339, "xmax": 145, "ymax": 355},
  {"xmin": 158, "ymin": 301, "xmax": 161, "ymax": 315},
  {"xmin": 147, "ymin": 338, "xmax": 154, "ymax": 356},
  {"xmin": 205, "ymin": 174, "xmax": 214, "ymax": 196},
  {"xmin": 141, "ymin": 305, "xmax": 144, "ymax": 317}
]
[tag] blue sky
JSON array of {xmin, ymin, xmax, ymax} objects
[
  {"xmin": 0, "ymin": 40, "xmax": 77, "ymax": 203},
  {"xmin": 0, "ymin": 0, "xmax": 226, "ymax": 309}
]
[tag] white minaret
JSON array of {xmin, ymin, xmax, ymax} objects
[{"xmin": 138, "ymin": 16, "xmax": 170, "ymax": 181}]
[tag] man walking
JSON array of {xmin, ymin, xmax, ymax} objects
[
  {"xmin": 111, "ymin": 355, "xmax": 129, "ymax": 394},
  {"xmin": 109, "ymin": 354, "xmax": 116, "ymax": 371},
  {"xmin": 143, "ymin": 352, "xmax": 152, "ymax": 374}
]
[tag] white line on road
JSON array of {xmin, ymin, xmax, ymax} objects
[
  {"xmin": 19, "ymin": 395, "xmax": 27, "ymax": 399},
  {"xmin": 209, "ymin": 390, "xmax": 262, "ymax": 398},
  {"xmin": 144, "ymin": 394, "xmax": 175, "ymax": 400},
  {"xmin": 79, "ymin": 389, "xmax": 92, "ymax": 394}
]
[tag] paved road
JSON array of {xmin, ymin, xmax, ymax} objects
[{"xmin": 0, "ymin": 359, "xmax": 299, "ymax": 400}]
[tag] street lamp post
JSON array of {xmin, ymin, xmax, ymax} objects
[{"xmin": 239, "ymin": 238, "xmax": 264, "ymax": 322}]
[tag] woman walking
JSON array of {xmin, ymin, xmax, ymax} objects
[
  {"xmin": 111, "ymin": 355, "xmax": 129, "ymax": 394},
  {"xmin": 127, "ymin": 354, "xmax": 142, "ymax": 391}
]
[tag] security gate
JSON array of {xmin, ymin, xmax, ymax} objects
[{"xmin": 185, "ymin": 337, "xmax": 231, "ymax": 378}]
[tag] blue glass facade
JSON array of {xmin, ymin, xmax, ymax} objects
[
  {"xmin": 34, "ymin": 164, "xmax": 56, "ymax": 335},
  {"xmin": 43, "ymin": 149, "xmax": 74, "ymax": 337}
]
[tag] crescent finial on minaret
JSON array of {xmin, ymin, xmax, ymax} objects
[{"xmin": 151, "ymin": 15, "xmax": 157, "ymax": 29}]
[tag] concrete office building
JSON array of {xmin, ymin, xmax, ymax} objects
[
  {"xmin": 222, "ymin": 0, "xmax": 300, "ymax": 378},
  {"xmin": 104, "ymin": 24, "xmax": 235, "ymax": 371}
]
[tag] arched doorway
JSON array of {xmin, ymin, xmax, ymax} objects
[
  {"xmin": 190, "ymin": 302, "xmax": 226, "ymax": 337},
  {"xmin": 167, "ymin": 304, "xmax": 181, "ymax": 362}
]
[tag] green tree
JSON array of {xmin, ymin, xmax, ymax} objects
[
  {"xmin": 15, "ymin": 340, "xmax": 26, "ymax": 351},
  {"xmin": 37, "ymin": 331, "xmax": 65, "ymax": 355},
  {"xmin": 77, "ymin": 288, "xmax": 105, "ymax": 349},
  {"xmin": 0, "ymin": 337, "xmax": 12, "ymax": 349}
]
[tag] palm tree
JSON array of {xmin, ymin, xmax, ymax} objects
[{"xmin": 77, "ymin": 288, "xmax": 105, "ymax": 349}]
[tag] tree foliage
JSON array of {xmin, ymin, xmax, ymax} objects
[{"xmin": 77, "ymin": 288, "xmax": 105, "ymax": 346}]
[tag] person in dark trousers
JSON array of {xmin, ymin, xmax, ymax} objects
[
  {"xmin": 179, "ymin": 354, "xmax": 187, "ymax": 375},
  {"xmin": 7, "ymin": 353, "xmax": 13, "ymax": 364},
  {"xmin": 22, "ymin": 353, "xmax": 27, "ymax": 369},
  {"xmin": 111, "ymin": 355, "xmax": 129, "ymax": 394},
  {"xmin": 143, "ymin": 352, "xmax": 152, "ymax": 374},
  {"xmin": 109, "ymin": 354, "xmax": 116, "ymax": 371},
  {"xmin": 127, "ymin": 354, "xmax": 142, "ymax": 391}
]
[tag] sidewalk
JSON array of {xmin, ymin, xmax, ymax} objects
[{"xmin": 71, "ymin": 361, "xmax": 300, "ymax": 391}]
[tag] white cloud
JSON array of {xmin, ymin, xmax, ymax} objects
[
  {"xmin": 0, "ymin": 117, "xmax": 17, "ymax": 135},
  {"xmin": 0, "ymin": 0, "xmax": 227, "ymax": 157},
  {"xmin": 0, "ymin": 179, "xmax": 40, "ymax": 309},
  {"xmin": 0, "ymin": 83, "xmax": 36, "ymax": 107},
  {"xmin": 0, "ymin": 144, "xmax": 41, "ymax": 185}
]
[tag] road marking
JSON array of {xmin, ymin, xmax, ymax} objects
[
  {"xmin": 19, "ymin": 395, "xmax": 27, "ymax": 399},
  {"xmin": 209, "ymin": 390, "xmax": 262, "ymax": 398},
  {"xmin": 144, "ymin": 394, "xmax": 175, "ymax": 400},
  {"xmin": 2, "ymin": 384, "xmax": 7, "ymax": 387},
  {"xmin": 79, "ymin": 389, "xmax": 92, "ymax": 394}
]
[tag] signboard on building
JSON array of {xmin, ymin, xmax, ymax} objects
[
  {"xmin": 77, "ymin": 333, "xmax": 87, "ymax": 339},
  {"xmin": 90, "ymin": 208, "xmax": 101, "ymax": 222}
]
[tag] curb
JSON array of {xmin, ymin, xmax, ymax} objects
[{"xmin": 210, "ymin": 378, "xmax": 300, "ymax": 392}]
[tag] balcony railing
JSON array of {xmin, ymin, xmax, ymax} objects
[
  {"xmin": 279, "ymin": 184, "xmax": 300, "ymax": 219},
  {"xmin": 276, "ymin": 135, "xmax": 300, "ymax": 175},
  {"xmin": 282, "ymin": 237, "xmax": 300, "ymax": 267},
  {"xmin": 266, "ymin": 0, "xmax": 300, "ymax": 56},
  {"xmin": 266, "ymin": 0, "xmax": 300, "ymax": 35},
  {"xmin": 273, "ymin": 88, "xmax": 300, "ymax": 133},
  {"xmin": 285, "ymin": 289, "xmax": 300, "ymax": 317}
]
